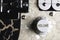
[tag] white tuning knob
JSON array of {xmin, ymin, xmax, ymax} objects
[
  {"xmin": 38, "ymin": 0, "xmax": 51, "ymax": 10},
  {"xmin": 52, "ymin": 0, "xmax": 60, "ymax": 10},
  {"xmin": 30, "ymin": 17, "xmax": 53, "ymax": 36},
  {"xmin": 37, "ymin": 18, "xmax": 52, "ymax": 35}
]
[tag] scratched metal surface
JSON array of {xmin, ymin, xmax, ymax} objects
[{"xmin": 18, "ymin": 0, "xmax": 60, "ymax": 40}]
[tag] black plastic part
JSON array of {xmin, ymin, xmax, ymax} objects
[
  {"xmin": 0, "ymin": 0, "xmax": 29, "ymax": 19},
  {"xmin": 0, "ymin": 13, "xmax": 18, "ymax": 19},
  {"xmin": 0, "ymin": 0, "xmax": 29, "ymax": 40},
  {"xmin": 19, "ymin": 0, "xmax": 29, "ymax": 13},
  {"xmin": 30, "ymin": 17, "xmax": 42, "ymax": 34},
  {"xmin": 0, "ymin": 0, "xmax": 23, "ymax": 40},
  {"xmin": 0, "ymin": 0, "xmax": 19, "ymax": 19}
]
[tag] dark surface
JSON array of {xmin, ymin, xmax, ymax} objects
[
  {"xmin": 19, "ymin": 0, "xmax": 29, "ymax": 13},
  {"xmin": 0, "ymin": 0, "xmax": 21, "ymax": 40},
  {"xmin": 0, "ymin": 0, "xmax": 19, "ymax": 19},
  {"xmin": 0, "ymin": 0, "xmax": 29, "ymax": 19},
  {"xmin": 0, "ymin": 0, "xmax": 29, "ymax": 40},
  {"xmin": 0, "ymin": 19, "xmax": 20, "ymax": 40}
]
